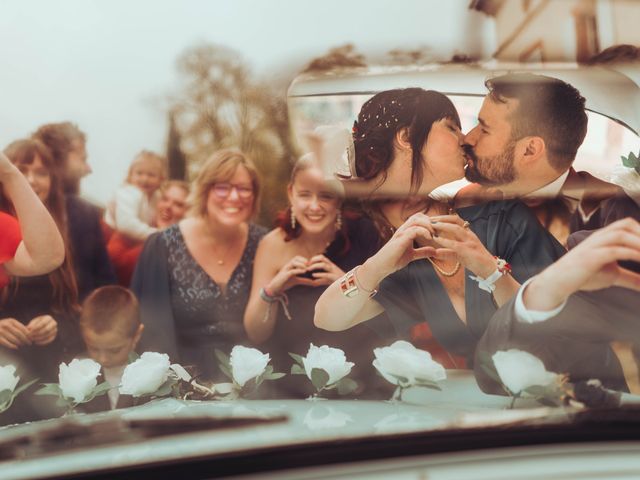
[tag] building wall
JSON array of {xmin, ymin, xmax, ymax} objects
[
  {"xmin": 605, "ymin": 0, "xmax": 640, "ymax": 46},
  {"xmin": 493, "ymin": 0, "xmax": 584, "ymax": 61}
]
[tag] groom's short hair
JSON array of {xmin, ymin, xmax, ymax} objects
[{"xmin": 485, "ymin": 73, "xmax": 588, "ymax": 173}]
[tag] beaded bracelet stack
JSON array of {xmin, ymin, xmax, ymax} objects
[{"xmin": 260, "ymin": 287, "xmax": 292, "ymax": 321}]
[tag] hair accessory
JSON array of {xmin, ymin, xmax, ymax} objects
[
  {"xmin": 469, "ymin": 257, "xmax": 512, "ymax": 293},
  {"xmin": 312, "ymin": 125, "xmax": 357, "ymax": 180}
]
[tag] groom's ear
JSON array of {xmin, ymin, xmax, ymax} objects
[
  {"xmin": 394, "ymin": 127, "xmax": 412, "ymax": 151},
  {"xmin": 519, "ymin": 136, "xmax": 545, "ymax": 165}
]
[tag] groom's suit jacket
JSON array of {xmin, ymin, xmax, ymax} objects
[
  {"xmin": 473, "ymin": 286, "xmax": 640, "ymax": 394},
  {"xmin": 456, "ymin": 169, "xmax": 640, "ymax": 244}
]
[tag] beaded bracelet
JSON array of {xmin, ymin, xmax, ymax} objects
[{"xmin": 260, "ymin": 287, "xmax": 292, "ymax": 321}]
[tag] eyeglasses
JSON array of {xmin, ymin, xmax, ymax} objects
[{"xmin": 211, "ymin": 182, "xmax": 254, "ymax": 199}]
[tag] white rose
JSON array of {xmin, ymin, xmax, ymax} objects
[
  {"xmin": 120, "ymin": 352, "xmax": 171, "ymax": 397},
  {"xmin": 372, "ymin": 340, "xmax": 446, "ymax": 386},
  {"xmin": 610, "ymin": 165, "xmax": 640, "ymax": 207},
  {"xmin": 492, "ymin": 349, "xmax": 560, "ymax": 395},
  {"xmin": 58, "ymin": 359, "xmax": 101, "ymax": 403},
  {"xmin": 0, "ymin": 365, "xmax": 19, "ymax": 393},
  {"xmin": 230, "ymin": 345, "xmax": 270, "ymax": 387},
  {"xmin": 302, "ymin": 344, "xmax": 354, "ymax": 386}
]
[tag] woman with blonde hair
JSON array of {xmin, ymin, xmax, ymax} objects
[{"xmin": 132, "ymin": 149, "xmax": 267, "ymax": 380}]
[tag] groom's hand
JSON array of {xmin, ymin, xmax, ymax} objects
[{"xmin": 523, "ymin": 218, "xmax": 640, "ymax": 311}]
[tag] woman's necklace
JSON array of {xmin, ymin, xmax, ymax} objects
[
  {"xmin": 204, "ymin": 222, "xmax": 244, "ymax": 266},
  {"xmin": 427, "ymin": 257, "xmax": 461, "ymax": 277}
]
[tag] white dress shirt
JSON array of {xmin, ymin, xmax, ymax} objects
[{"xmin": 514, "ymin": 278, "xmax": 568, "ymax": 324}]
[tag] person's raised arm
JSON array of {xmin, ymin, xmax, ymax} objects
[
  {"xmin": 1, "ymin": 152, "xmax": 64, "ymax": 276},
  {"xmin": 522, "ymin": 218, "xmax": 640, "ymax": 312},
  {"xmin": 314, "ymin": 213, "xmax": 436, "ymax": 331}
]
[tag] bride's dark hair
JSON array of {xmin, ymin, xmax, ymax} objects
[{"xmin": 353, "ymin": 88, "xmax": 460, "ymax": 194}]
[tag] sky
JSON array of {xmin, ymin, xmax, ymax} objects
[{"xmin": 0, "ymin": 0, "xmax": 493, "ymax": 205}]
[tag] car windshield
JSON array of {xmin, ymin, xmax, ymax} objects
[{"xmin": 1, "ymin": 2, "xmax": 640, "ymax": 479}]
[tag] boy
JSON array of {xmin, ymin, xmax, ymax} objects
[{"xmin": 79, "ymin": 285, "xmax": 144, "ymax": 411}]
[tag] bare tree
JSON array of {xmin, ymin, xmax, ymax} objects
[
  {"xmin": 166, "ymin": 110, "xmax": 187, "ymax": 181},
  {"xmin": 170, "ymin": 43, "xmax": 295, "ymax": 225}
]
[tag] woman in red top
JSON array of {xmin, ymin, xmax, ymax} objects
[
  {"xmin": 0, "ymin": 151, "xmax": 64, "ymax": 285},
  {"xmin": 0, "ymin": 212, "xmax": 21, "ymax": 288}
]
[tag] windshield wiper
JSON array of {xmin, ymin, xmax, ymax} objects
[{"xmin": 0, "ymin": 413, "xmax": 287, "ymax": 460}]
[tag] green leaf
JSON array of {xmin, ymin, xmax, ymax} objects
[
  {"xmin": 288, "ymin": 352, "xmax": 305, "ymax": 366},
  {"xmin": 12, "ymin": 378, "xmax": 38, "ymax": 397},
  {"xmin": 310, "ymin": 368, "xmax": 329, "ymax": 391},
  {"xmin": 214, "ymin": 349, "xmax": 231, "ymax": 367},
  {"xmin": 152, "ymin": 377, "xmax": 178, "ymax": 398},
  {"xmin": 290, "ymin": 364, "xmax": 306, "ymax": 375},
  {"xmin": 622, "ymin": 150, "xmax": 640, "ymax": 172},
  {"xmin": 536, "ymin": 396, "xmax": 562, "ymax": 407},
  {"xmin": 415, "ymin": 381, "xmax": 442, "ymax": 391},
  {"xmin": 336, "ymin": 378, "xmax": 358, "ymax": 395},
  {"xmin": 390, "ymin": 373, "xmax": 409, "ymax": 386},
  {"xmin": 35, "ymin": 383, "xmax": 63, "ymax": 397},
  {"xmin": 219, "ymin": 362, "xmax": 233, "ymax": 381},
  {"xmin": 479, "ymin": 363, "xmax": 502, "ymax": 383},
  {"xmin": 0, "ymin": 390, "xmax": 13, "ymax": 411},
  {"xmin": 523, "ymin": 385, "xmax": 548, "ymax": 397},
  {"xmin": 265, "ymin": 372, "xmax": 286, "ymax": 380},
  {"xmin": 127, "ymin": 351, "xmax": 140, "ymax": 364},
  {"xmin": 82, "ymin": 381, "xmax": 112, "ymax": 403},
  {"xmin": 56, "ymin": 396, "xmax": 73, "ymax": 409}
]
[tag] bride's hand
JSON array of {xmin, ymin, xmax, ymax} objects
[
  {"xmin": 429, "ymin": 215, "xmax": 497, "ymax": 278},
  {"xmin": 369, "ymin": 213, "xmax": 437, "ymax": 277}
]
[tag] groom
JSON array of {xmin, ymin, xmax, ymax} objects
[
  {"xmin": 474, "ymin": 218, "xmax": 640, "ymax": 394},
  {"xmin": 460, "ymin": 72, "xmax": 639, "ymax": 244}
]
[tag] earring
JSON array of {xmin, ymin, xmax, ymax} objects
[
  {"xmin": 290, "ymin": 208, "xmax": 296, "ymax": 229},
  {"xmin": 335, "ymin": 210, "xmax": 343, "ymax": 230}
]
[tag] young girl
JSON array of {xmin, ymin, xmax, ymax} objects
[
  {"xmin": 105, "ymin": 150, "xmax": 166, "ymax": 241},
  {"xmin": 105, "ymin": 151, "xmax": 166, "ymax": 285}
]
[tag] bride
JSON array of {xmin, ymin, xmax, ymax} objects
[{"xmin": 314, "ymin": 88, "xmax": 565, "ymax": 367}]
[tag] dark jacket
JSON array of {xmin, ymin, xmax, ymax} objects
[{"xmin": 66, "ymin": 195, "xmax": 117, "ymax": 300}]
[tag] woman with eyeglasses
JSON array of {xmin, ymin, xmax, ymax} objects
[{"xmin": 132, "ymin": 149, "xmax": 267, "ymax": 381}]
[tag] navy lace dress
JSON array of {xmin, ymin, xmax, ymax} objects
[{"xmin": 132, "ymin": 223, "xmax": 267, "ymax": 381}]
